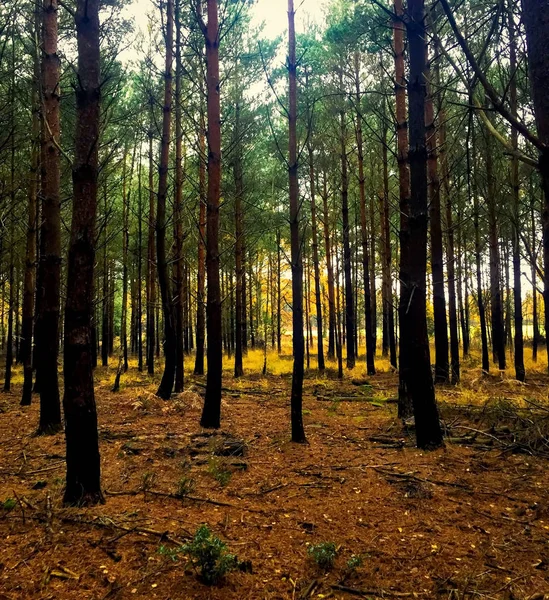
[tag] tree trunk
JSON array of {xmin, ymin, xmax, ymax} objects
[
  {"xmin": 201, "ymin": 0, "xmax": 223, "ymax": 428},
  {"xmin": 63, "ymin": 0, "xmax": 103, "ymax": 506},
  {"xmin": 21, "ymin": 11, "xmax": 40, "ymax": 405},
  {"xmin": 194, "ymin": 96, "xmax": 207, "ymax": 375},
  {"xmin": 426, "ymin": 49, "xmax": 449, "ymax": 384},
  {"xmin": 36, "ymin": 0, "xmax": 62, "ymax": 434},
  {"xmin": 287, "ymin": 0, "xmax": 306, "ymax": 443},
  {"xmin": 354, "ymin": 50, "xmax": 375, "ymax": 376},
  {"xmin": 439, "ymin": 100, "xmax": 459, "ymax": 383},
  {"xmin": 509, "ymin": 11, "xmax": 525, "ymax": 381},
  {"xmin": 307, "ymin": 134, "xmax": 325, "ymax": 370},
  {"xmin": 321, "ymin": 171, "xmax": 336, "ymax": 361},
  {"xmin": 339, "ymin": 84, "xmax": 355, "ymax": 370},
  {"xmin": 234, "ymin": 102, "xmax": 244, "ymax": 378},
  {"xmin": 522, "ymin": 0, "xmax": 549, "ymax": 373},
  {"xmin": 174, "ymin": 2, "xmax": 185, "ymax": 393},
  {"xmin": 403, "ymin": 0, "xmax": 443, "ymax": 449},
  {"xmin": 156, "ymin": 0, "xmax": 177, "ymax": 400},
  {"xmin": 394, "ymin": 0, "xmax": 412, "ymax": 416},
  {"xmin": 146, "ymin": 103, "xmax": 156, "ymax": 375},
  {"xmin": 484, "ymin": 130, "xmax": 506, "ymax": 371}
]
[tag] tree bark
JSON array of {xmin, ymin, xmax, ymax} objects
[
  {"xmin": 201, "ymin": 0, "xmax": 223, "ymax": 428},
  {"xmin": 508, "ymin": 5, "xmax": 525, "ymax": 381},
  {"xmin": 36, "ymin": 0, "xmax": 62, "ymax": 434},
  {"xmin": 63, "ymin": 0, "xmax": 103, "ymax": 506},
  {"xmin": 321, "ymin": 171, "xmax": 336, "ymax": 361},
  {"xmin": 234, "ymin": 102, "xmax": 244, "ymax": 378},
  {"xmin": 354, "ymin": 51, "xmax": 375, "ymax": 376},
  {"xmin": 174, "ymin": 1, "xmax": 185, "ymax": 393},
  {"xmin": 287, "ymin": 0, "xmax": 306, "ymax": 443},
  {"xmin": 21, "ymin": 9, "xmax": 40, "ymax": 405},
  {"xmin": 522, "ymin": 0, "xmax": 549, "ymax": 371},
  {"xmin": 393, "ymin": 0, "xmax": 412, "ymax": 416},
  {"xmin": 307, "ymin": 124, "xmax": 325, "ymax": 371},
  {"xmin": 146, "ymin": 103, "xmax": 156, "ymax": 375},
  {"xmin": 156, "ymin": 0, "xmax": 177, "ymax": 400},
  {"xmin": 426, "ymin": 48, "xmax": 449, "ymax": 384},
  {"xmin": 403, "ymin": 0, "xmax": 443, "ymax": 449}
]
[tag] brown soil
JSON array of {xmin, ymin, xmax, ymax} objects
[{"xmin": 1, "ymin": 353, "xmax": 549, "ymax": 600}]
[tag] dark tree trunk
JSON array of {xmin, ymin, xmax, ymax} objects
[
  {"xmin": 156, "ymin": 0, "xmax": 177, "ymax": 400},
  {"xmin": 522, "ymin": 0, "xmax": 549, "ymax": 371},
  {"xmin": 439, "ymin": 101, "xmax": 460, "ymax": 383},
  {"xmin": 201, "ymin": 0, "xmax": 223, "ymax": 428},
  {"xmin": 394, "ymin": 0, "xmax": 412, "ymax": 416},
  {"xmin": 307, "ymin": 132, "xmax": 325, "ymax": 371},
  {"xmin": 508, "ymin": 7, "xmax": 525, "ymax": 380},
  {"xmin": 36, "ymin": 0, "xmax": 62, "ymax": 434},
  {"xmin": 137, "ymin": 156, "xmax": 144, "ymax": 372},
  {"xmin": 101, "ymin": 185, "xmax": 109, "ymax": 367},
  {"xmin": 287, "ymin": 0, "xmax": 306, "ymax": 443},
  {"xmin": 63, "ymin": 0, "xmax": 103, "ymax": 506},
  {"xmin": 21, "ymin": 11, "xmax": 40, "ymax": 404},
  {"xmin": 146, "ymin": 104, "xmax": 156, "ymax": 375},
  {"xmin": 402, "ymin": 0, "xmax": 443, "ymax": 449},
  {"xmin": 426, "ymin": 52, "xmax": 449, "ymax": 384},
  {"xmin": 234, "ymin": 102, "xmax": 244, "ymax": 378},
  {"xmin": 194, "ymin": 97, "xmax": 206, "ymax": 375},
  {"xmin": 381, "ymin": 118, "xmax": 397, "ymax": 368},
  {"xmin": 276, "ymin": 230, "xmax": 282, "ymax": 353},
  {"xmin": 339, "ymin": 88, "xmax": 355, "ymax": 370},
  {"xmin": 174, "ymin": 2, "xmax": 185, "ymax": 393},
  {"xmin": 321, "ymin": 172, "xmax": 337, "ymax": 361},
  {"xmin": 354, "ymin": 51, "xmax": 375, "ymax": 376},
  {"xmin": 484, "ymin": 131, "xmax": 506, "ymax": 371},
  {"xmin": 469, "ymin": 112, "xmax": 490, "ymax": 373}
]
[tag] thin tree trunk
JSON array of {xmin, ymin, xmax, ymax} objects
[
  {"xmin": 484, "ymin": 129, "xmax": 506, "ymax": 371},
  {"xmin": 403, "ymin": 0, "xmax": 443, "ymax": 449},
  {"xmin": 156, "ymin": 0, "xmax": 177, "ymax": 399},
  {"xmin": 234, "ymin": 102, "xmax": 244, "ymax": 377},
  {"xmin": 426, "ymin": 49, "xmax": 449, "ymax": 384},
  {"xmin": 288, "ymin": 0, "xmax": 306, "ymax": 443},
  {"xmin": 194, "ymin": 96, "xmax": 206, "ymax": 375},
  {"xmin": 339, "ymin": 83, "xmax": 355, "ymax": 370},
  {"xmin": 174, "ymin": 1, "xmax": 185, "ymax": 393},
  {"xmin": 394, "ymin": 0, "xmax": 412, "ymax": 415},
  {"xmin": 146, "ymin": 102, "xmax": 156, "ymax": 375},
  {"xmin": 36, "ymin": 0, "xmax": 62, "ymax": 434},
  {"xmin": 321, "ymin": 171, "xmax": 336, "ymax": 360},
  {"xmin": 509, "ymin": 6, "xmax": 525, "ymax": 381},
  {"xmin": 522, "ymin": 0, "xmax": 549, "ymax": 373},
  {"xmin": 21, "ymin": 10, "xmax": 40, "ymax": 405},
  {"xmin": 63, "ymin": 0, "xmax": 103, "ymax": 506},
  {"xmin": 201, "ymin": 0, "xmax": 223, "ymax": 428},
  {"xmin": 307, "ymin": 129, "xmax": 325, "ymax": 370}
]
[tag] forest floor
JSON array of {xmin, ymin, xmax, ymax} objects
[{"xmin": 1, "ymin": 349, "xmax": 549, "ymax": 600}]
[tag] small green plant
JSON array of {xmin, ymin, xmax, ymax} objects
[
  {"xmin": 2, "ymin": 498, "xmax": 16, "ymax": 511},
  {"xmin": 176, "ymin": 475, "xmax": 195, "ymax": 497},
  {"xmin": 308, "ymin": 542, "xmax": 337, "ymax": 571},
  {"xmin": 141, "ymin": 471, "xmax": 157, "ymax": 493},
  {"xmin": 207, "ymin": 457, "xmax": 231, "ymax": 487},
  {"xmin": 346, "ymin": 554, "xmax": 363, "ymax": 571},
  {"xmin": 182, "ymin": 525, "xmax": 238, "ymax": 585}
]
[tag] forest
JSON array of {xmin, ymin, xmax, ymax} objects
[{"xmin": 1, "ymin": 0, "xmax": 549, "ymax": 598}]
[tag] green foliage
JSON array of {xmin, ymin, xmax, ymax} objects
[
  {"xmin": 2, "ymin": 497, "xmax": 16, "ymax": 511},
  {"xmin": 176, "ymin": 475, "xmax": 195, "ymax": 497},
  {"xmin": 207, "ymin": 457, "xmax": 232, "ymax": 487},
  {"xmin": 346, "ymin": 554, "xmax": 363, "ymax": 571},
  {"xmin": 307, "ymin": 542, "xmax": 337, "ymax": 571},
  {"xmin": 181, "ymin": 525, "xmax": 238, "ymax": 585}
]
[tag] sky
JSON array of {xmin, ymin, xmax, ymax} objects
[{"xmin": 123, "ymin": 0, "xmax": 328, "ymax": 48}]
